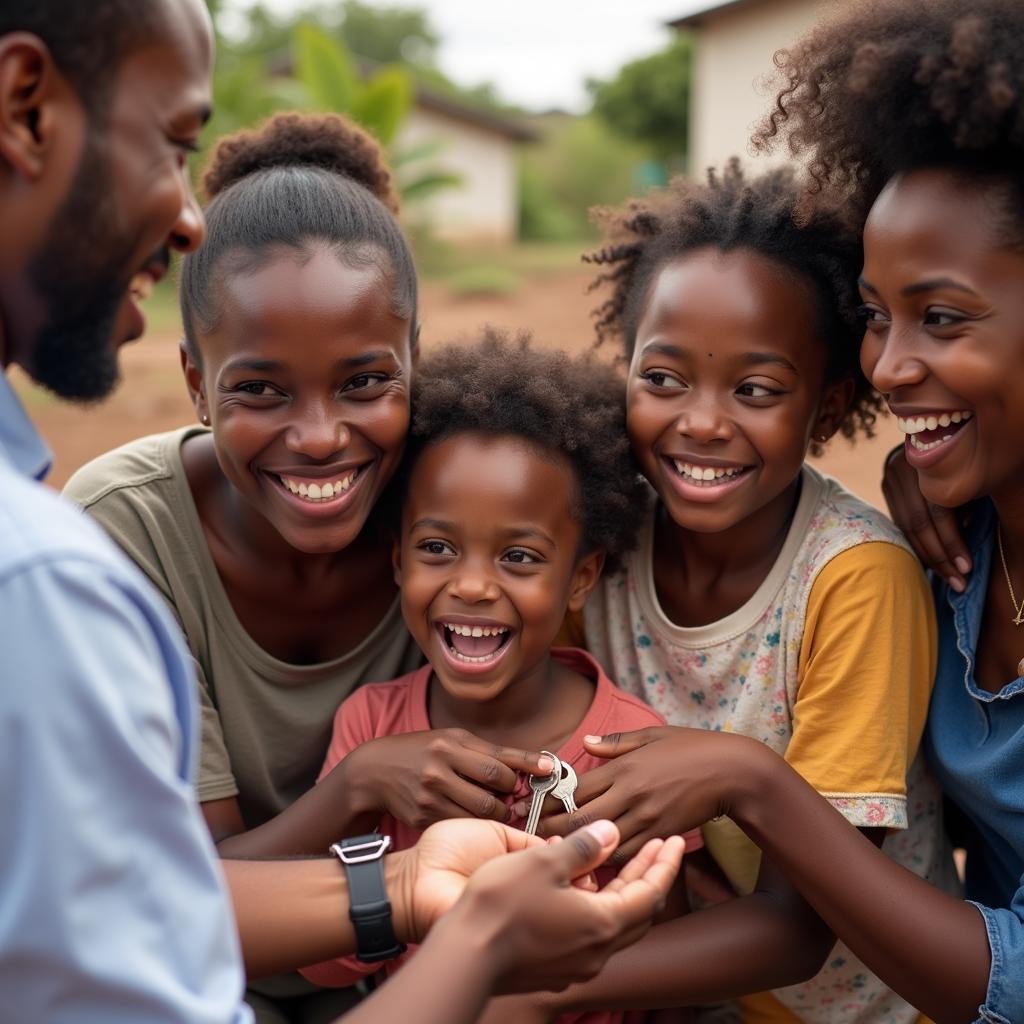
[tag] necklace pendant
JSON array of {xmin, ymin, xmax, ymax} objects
[{"xmin": 1015, "ymin": 612, "xmax": 1024, "ymax": 627}]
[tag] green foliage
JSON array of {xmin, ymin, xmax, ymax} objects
[
  {"xmin": 293, "ymin": 21, "xmax": 360, "ymax": 113},
  {"xmin": 518, "ymin": 114, "xmax": 651, "ymax": 242},
  {"xmin": 201, "ymin": 10, "xmax": 461, "ymax": 203},
  {"xmin": 351, "ymin": 66, "xmax": 413, "ymax": 144},
  {"xmin": 446, "ymin": 266, "xmax": 523, "ymax": 299},
  {"xmin": 340, "ymin": 1, "xmax": 439, "ymax": 67},
  {"xmin": 588, "ymin": 35, "xmax": 692, "ymax": 162}
]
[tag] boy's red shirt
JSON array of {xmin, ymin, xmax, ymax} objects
[{"xmin": 301, "ymin": 647, "xmax": 702, "ymax": 1023}]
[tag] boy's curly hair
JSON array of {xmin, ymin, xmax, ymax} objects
[
  {"xmin": 586, "ymin": 160, "xmax": 883, "ymax": 442},
  {"xmin": 405, "ymin": 330, "xmax": 648, "ymax": 572},
  {"xmin": 753, "ymin": 0, "xmax": 1024, "ymax": 230}
]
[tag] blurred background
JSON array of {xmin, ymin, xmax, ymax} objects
[{"xmin": 21, "ymin": 0, "xmax": 896, "ymax": 501}]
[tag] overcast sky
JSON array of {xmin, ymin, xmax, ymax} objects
[{"xmin": 221, "ymin": 0, "xmax": 716, "ymax": 112}]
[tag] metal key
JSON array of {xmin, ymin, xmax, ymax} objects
[
  {"xmin": 524, "ymin": 750, "xmax": 562, "ymax": 835},
  {"xmin": 552, "ymin": 761, "xmax": 579, "ymax": 814}
]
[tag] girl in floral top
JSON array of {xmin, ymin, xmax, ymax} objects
[{"xmin": 523, "ymin": 163, "xmax": 956, "ymax": 1024}]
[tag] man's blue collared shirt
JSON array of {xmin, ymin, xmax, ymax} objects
[
  {"xmin": 0, "ymin": 372, "xmax": 250, "ymax": 1022},
  {"xmin": 925, "ymin": 500, "xmax": 1024, "ymax": 1024}
]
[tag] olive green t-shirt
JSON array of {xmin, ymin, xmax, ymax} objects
[{"xmin": 64, "ymin": 427, "xmax": 423, "ymax": 828}]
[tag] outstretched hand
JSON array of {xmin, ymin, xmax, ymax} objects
[{"xmin": 394, "ymin": 816, "xmax": 684, "ymax": 994}]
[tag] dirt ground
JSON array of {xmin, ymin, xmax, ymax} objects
[{"xmin": 20, "ymin": 264, "xmax": 900, "ymax": 507}]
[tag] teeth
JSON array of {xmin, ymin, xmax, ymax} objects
[
  {"xmin": 444, "ymin": 623, "xmax": 509, "ymax": 637},
  {"xmin": 909, "ymin": 433, "xmax": 955, "ymax": 452},
  {"xmin": 279, "ymin": 470, "xmax": 358, "ymax": 502},
  {"xmin": 896, "ymin": 412, "xmax": 972, "ymax": 435},
  {"xmin": 672, "ymin": 461, "xmax": 744, "ymax": 485},
  {"xmin": 451, "ymin": 649, "xmax": 499, "ymax": 663}
]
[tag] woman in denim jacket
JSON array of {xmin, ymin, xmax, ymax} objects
[{"xmin": 540, "ymin": 3, "xmax": 1024, "ymax": 1022}]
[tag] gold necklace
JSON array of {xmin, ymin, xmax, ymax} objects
[
  {"xmin": 997, "ymin": 524, "xmax": 1024, "ymax": 626},
  {"xmin": 996, "ymin": 526, "xmax": 1024, "ymax": 678}
]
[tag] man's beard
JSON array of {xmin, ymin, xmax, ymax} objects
[{"xmin": 24, "ymin": 133, "xmax": 141, "ymax": 403}]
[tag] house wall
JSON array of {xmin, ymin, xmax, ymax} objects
[
  {"xmin": 396, "ymin": 108, "xmax": 519, "ymax": 244},
  {"xmin": 688, "ymin": 0, "xmax": 835, "ymax": 177}
]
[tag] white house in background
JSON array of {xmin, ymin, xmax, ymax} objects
[
  {"xmin": 398, "ymin": 88, "xmax": 537, "ymax": 244},
  {"xmin": 669, "ymin": 0, "xmax": 837, "ymax": 177}
]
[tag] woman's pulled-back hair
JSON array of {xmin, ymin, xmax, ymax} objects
[
  {"xmin": 586, "ymin": 160, "xmax": 882, "ymax": 443},
  {"xmin": 404, "ymin": 330, "xmax": 648, "ymax": 573},
  {"xmin": 753, "ymin": 0, "xmax": 1024, "ymax": 229},
  {"xmin": 180, "ymin": 112, "xmax": 416, "ymax": 357}
]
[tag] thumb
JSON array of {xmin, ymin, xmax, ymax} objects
[
  {"xmin": 583, "ymin": 727, "xmax": 658, "ymax": 758},
  {"xmin": 544, "ymin": 820, "xmax": 619, "ymax": 882}
]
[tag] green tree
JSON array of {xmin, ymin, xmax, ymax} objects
[
  {"xmin": 588, "ymin": 35, "xmax": 692, "ymax": 164},
  {"xmin": 200, "ymin": 6, "xmax": 461, "ymax": 206},
  {"xmin": 340, "ymin": 1, "xmax": 439, "ymax": 67},
  {"xmin": 518, "ymin": 114, "xmax": 651, "ymax": 242}
]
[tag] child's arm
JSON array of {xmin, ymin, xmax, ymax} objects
[
  {"xmin": 536, "ymin": 728, "xmax": 990, "ymax": 1024},
  {"xmin": 214, "ymin": 686, "xmax": 554, "ymax": 857},
  {"xmin": 536, "ymin": 845, "xmax": 841, "ymax": 1014}
]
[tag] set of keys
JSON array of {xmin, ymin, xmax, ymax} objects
[{"xmin": 524, "ymin": 750, "xmax": 578, "ymax": 835}]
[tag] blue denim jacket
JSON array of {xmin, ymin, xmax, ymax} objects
[{"xmin": 925, "ymin": 501, "xmax": 1024, "ymax": 1024}]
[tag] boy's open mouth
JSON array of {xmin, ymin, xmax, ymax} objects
[
  {"xmin": 896, "ymin": 410, "xmax": 973, "ymax": 453},
  {"xmin": 437, "ymin": 622, "xmax": 514, "ymax": 664}
]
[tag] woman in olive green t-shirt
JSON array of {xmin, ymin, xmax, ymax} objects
[{"xmin": 65, "ymin": 113, "xmax": 547, "ymax": 1022}]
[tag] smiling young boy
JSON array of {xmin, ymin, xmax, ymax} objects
[{"xmin": 299, "ymin": 332, "xmax": 702, "ymax": 1018}]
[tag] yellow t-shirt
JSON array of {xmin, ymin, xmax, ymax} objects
[{"xmin": 580, "ymin": 466, "xmax": 955, "ymax": 1024}]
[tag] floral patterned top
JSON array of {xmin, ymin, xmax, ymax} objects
[{"xmin": 583, "ymin": 466, "xmax": 959, "ymax": 1024}]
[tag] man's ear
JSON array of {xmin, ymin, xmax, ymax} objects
[
  {"xmin": 179, "ymin": 338, "xmax": 210, "ymax": 425},
  {"xmin": 0, "ymin": 34, "xmax": 67, "ymax": 179},
  {"xmin": 567, "ymin": 549, "xmax": 605, "ymax": 613}
]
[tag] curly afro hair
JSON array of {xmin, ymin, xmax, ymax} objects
[
  {"xmin": 404, "ymin": 330, "xmax": 648, "ymax": 572},
  {"xmin": 586, "ymin": 159, "xmax": 883, "ymax": 443},
  {"xmin": 181, "ymin": 112, "xmax": 414, "ymax": 359},
  {"xmin": 754, "ymin": 0, "xmax": 1024, "ymax": 228}
]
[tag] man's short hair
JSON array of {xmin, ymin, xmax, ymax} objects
[{"xmin": 0, "ymin": 1, "xmax": 166, "ymax": 112}]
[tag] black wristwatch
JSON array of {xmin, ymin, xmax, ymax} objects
[{"xmin": 329, "ymin": 834, "xmax": 407, "ymax": 963}]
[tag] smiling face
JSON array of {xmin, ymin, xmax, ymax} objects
[
  {"xmin": 627, "ymin": 248, "xmax": 848, "ymax": 535},
  {"xmin": 396, "ymin": 433, "xmax": 602, "ymax": 705},
  {"xmin": 860, "ymin": 169, "xmax": 1024, "ymax": 510},
  {"xmin": 17, "ymin": 0, "xmax": 212, "ymax": 400},
  {"xmin": 185, "ymin": 246, "xmax": 413, "ymax": 555}
]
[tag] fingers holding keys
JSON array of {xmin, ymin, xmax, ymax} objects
[
  {"xmin": 521, "ymin": 727, "xmax": 762, "ymax": 866},
  {"xmin": 359, "ymin": 729, "xmax": 553, "ymax": 830},
  {"xmin": 882, "ymin": 444, "xmax": 970, "ymax": 590}
]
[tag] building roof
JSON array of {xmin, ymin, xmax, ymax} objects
[
  {"xmin": 267, "ymin": 49, "xmax": 537, "ymax": 144},
  {"xmin": 667, "ymin": 0, "xmax": 758, "ymax": 28},
  {"xmin": 415, "ymin": 85, "xmax": 538, "ymax": 143}
]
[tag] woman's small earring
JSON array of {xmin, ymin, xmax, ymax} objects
[
  {"xmin": 201, "ymin": 414, "xmax": 210, "ymax": 425},
  {"xmin": 817, "ymin": 433, "xmax": 828, "ymax": 442}
]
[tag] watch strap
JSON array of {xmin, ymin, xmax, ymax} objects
[{"xmin": 331, "ymin": 834, "xmax": 407, "ymax": 963}]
